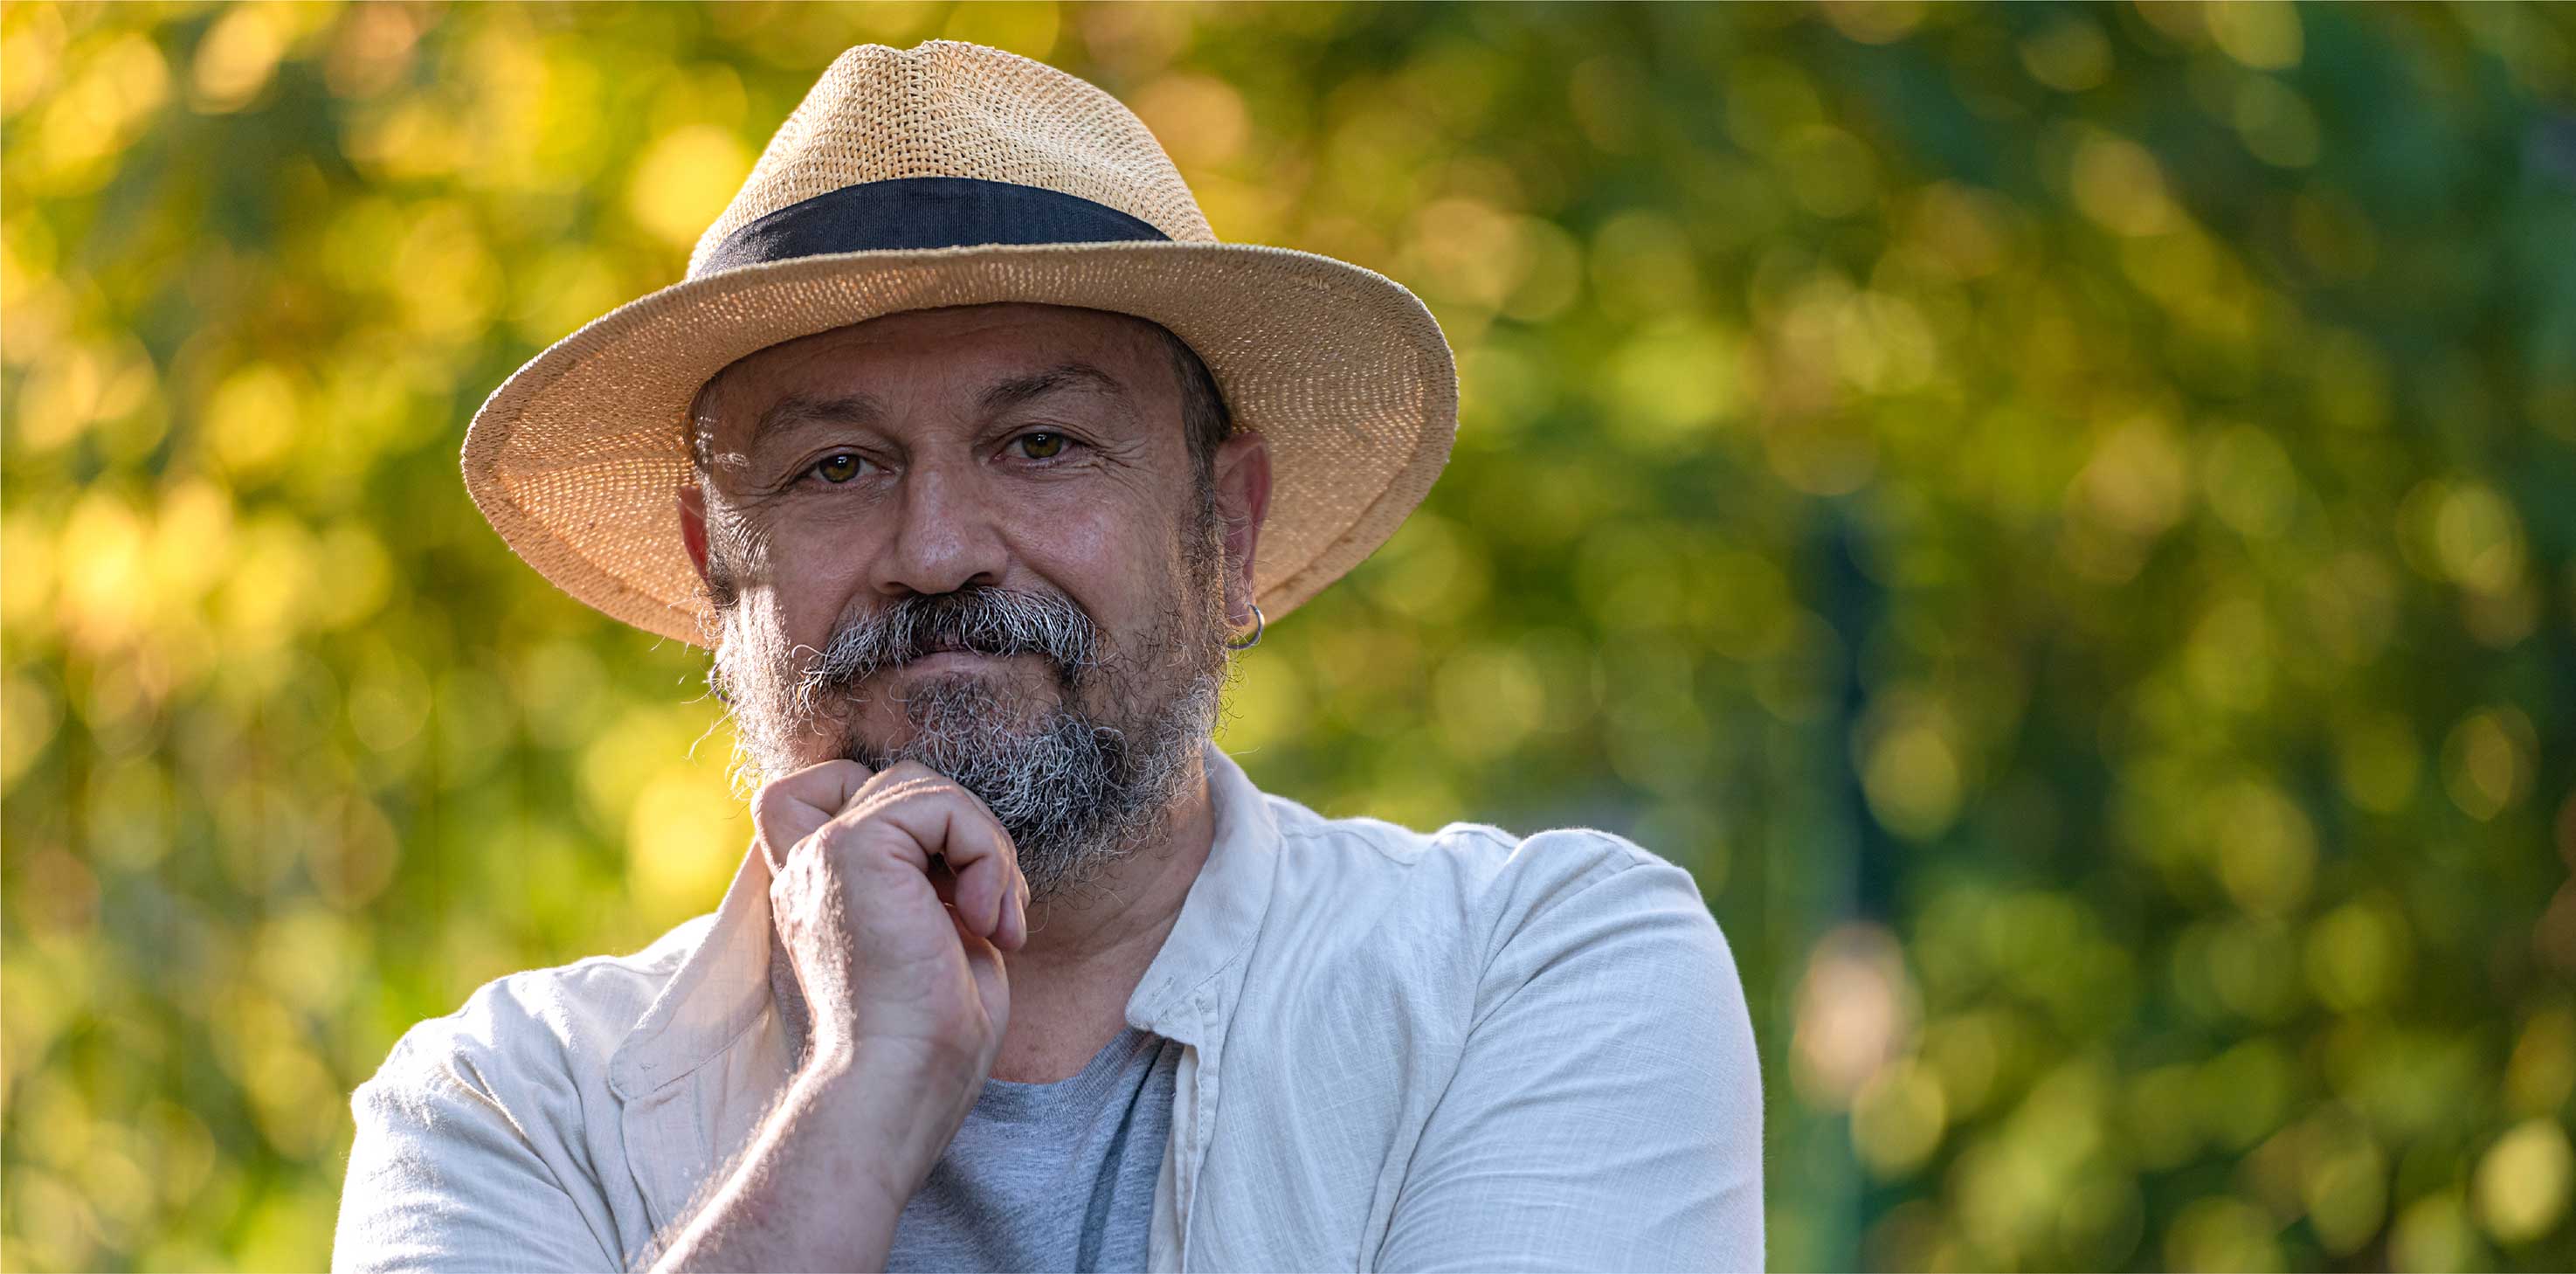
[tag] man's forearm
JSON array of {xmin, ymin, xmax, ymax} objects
[{"xmin": 644, "ymin": 1045, "xmax": 974, "ymax": 1272}]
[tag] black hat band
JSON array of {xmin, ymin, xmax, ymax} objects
[{"xmin": 696, "ymin": 176, "xmax": 1171, "ymax": 275}]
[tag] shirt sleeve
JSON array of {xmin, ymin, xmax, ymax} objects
[
  {"xmin": 332, "ymin": 1021, "xmax": 627, "ymax": 1273},
  {"xmin": 1375, "ymin": 833, "xmax": 1765, "ymax": 1273}
]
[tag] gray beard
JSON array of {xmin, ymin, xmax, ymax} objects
[
  {"xmin": 715, "ymin": 587, "xmax": 1230, "ymax": 904},
  {"xmin": 853, "ymin": 665, "xmax": 1222, "ymax": 903}
]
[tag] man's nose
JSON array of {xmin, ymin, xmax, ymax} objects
[{"xmin": 872, "ymin": 459, "xmax": 1007, "ymax": 597}]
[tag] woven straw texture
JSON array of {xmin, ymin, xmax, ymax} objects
[{"xmin": 463, "ymin": 40, "xmax": 1456, "ymax": 647}]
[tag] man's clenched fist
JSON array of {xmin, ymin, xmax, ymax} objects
[{"xmin": 753, "ymin": 758, "xmax": 1031, "ymax": 1077}]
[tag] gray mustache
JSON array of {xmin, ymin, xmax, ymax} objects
[{"xmin": 802, "ymin": 586, "xmax": 1101, "ymax": 692}]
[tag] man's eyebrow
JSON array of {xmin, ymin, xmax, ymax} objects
[
  {"xmin": 749, "ymin": 391, "xmax": 884, "ymax": 446},
  {"xmin": 978, "ymin": 363, "xmax": 1132, "ymax": 417}
]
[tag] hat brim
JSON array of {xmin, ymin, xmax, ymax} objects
[{"xmin": 461, "ymin": 240, "xmax": 1457, "ymax": 647}]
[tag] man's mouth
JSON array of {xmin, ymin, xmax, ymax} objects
[{"xmin": 902, "ymin": 640, "xmax": 1021, "ymax": 668}]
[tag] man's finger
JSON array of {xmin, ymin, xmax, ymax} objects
[
  {"xmin": 825, "ymin": 765, "xmax": 1019, "ymax": 939},
  {"xmin": 950, "ymin": 909, "xmax": 1012, "ymax": 1035},
  {"xmin": 751, "ymin": 758, "xmax": 874, "ymax": 874},
  {"xmin": 929, "ymin": 858, "xmax": 1024, "ymax": 951}
]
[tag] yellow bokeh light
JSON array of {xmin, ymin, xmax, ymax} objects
[
  {"xmin": 2070, "ymin": 133, "xmax": 2181, "ymax": 237},
  {"xmin": 625, "ymin": 124, "xmax": 754, "ymax": 250},
  {"xmin": 2211, "ymin": 779, "xmax": 2316, "ymax": 917},
  {"xmin": 2433, "ymin": 482, "xmax": 2529, "ymax": 598},
  {"xmin": 2474, "ymin": 1118, "xmax": 2574, "ymax": 1244},
  {"xmin": 202, "ymin": 363, "xmax": 304, "ymax": 481},
  {"xmin": 28, "ymin": 33, "xmax": 167, "ymax": 193},
  {"xmin": 2232, "ymin": 75, "xmax": 2321, "ymax": 169},
  {"xmin": 2020, "ymin": 16, "xmax": 2112, "ymax": 93},
  {"xmin": 2442, "ymin": 707, "xmax": 2535, "ymax": 822},
  {"xmin": 2503, "ymin": 1008, "xmax": 2576, "ymax": 1118},
  {"xmin": 1129, "ymin": 72, "xmax": 1248, "ymax": 168},
  {"xmin": 627, "ymin": 765, "xmax": 750, "ymax": 922},
  {"xmin": 2303, "ymin": 899, "xmax": 2410, "ymax": 1012},
  {"xmin": 1599, "ymin": 317, "xmax": 1743, "ymax": 444},
  {"xmin": 2163, "ymin": 1194, "xmax": 2282, "ymax": 1272},
  {"xmin": 189, "ymin": 3, "xmax": 290, "ymax": 114},
  {"xmin": 1853, "ymin": 1058, "xmax": 1949, "ymax": 1177},
  {"xmin": 1862, "ymin": 718, "xmax": 1963, "ymax": 841},
  {"xmin": 2207, "ymin": 2, "xmax": 2303, "ymax": 71}
]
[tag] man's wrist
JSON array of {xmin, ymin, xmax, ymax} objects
[
  {"xmin": 801, "ymin": 1028, "xmax": 985, "ymax": 1088},
  {"xmin": 791, "ymin": 1036, "xmax": 986, "ymax": 1208}
]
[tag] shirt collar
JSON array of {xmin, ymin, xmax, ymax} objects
[
  {"xmin": 1123, "ymin": 743, "xmax": 1281, "ymax": 1041},
  {"xmin": 608, "ymin": 741, "xmax": 1281, "ymax": 1097},
  {"xmin": 605, "ymin": 826, "xmax": 778, "ymax": 1099}
]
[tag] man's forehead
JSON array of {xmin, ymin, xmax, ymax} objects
[{"xmin": 697, "ymin": 302, "xmax": 1173, "ymax": 427}]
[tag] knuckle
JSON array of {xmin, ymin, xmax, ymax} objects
[
  {"xmin": 861, "ymin": 772, "xmax": 965, "ymax": 815},
  {"xmin": 864, "ymin": 764, "xmax": 943, "ymax": 800}
]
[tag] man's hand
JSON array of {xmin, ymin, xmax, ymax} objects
[
  {"xmin": 644, "ymin": 759, "xmax": 1030, "ymax": 1272},
  {"xmin": 756, "ymin": 758, "xmax": 1031, "ymax": 1072}
]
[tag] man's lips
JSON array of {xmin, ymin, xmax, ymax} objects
[{"xmin": 898, "ymin": 648, "xmax": 1028, "ymax": 672}]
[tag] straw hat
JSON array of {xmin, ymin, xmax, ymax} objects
[{"xmin": 461, "ymin": 39, "xmax": 1457, "ymax": 647}]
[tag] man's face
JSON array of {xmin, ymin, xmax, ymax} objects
[{"xmin": 679, "ymin": 303, "xmax": 1267, "ymax": 899}]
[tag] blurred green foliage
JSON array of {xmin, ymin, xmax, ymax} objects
[{"xmin": 4, "ymin": 2, "xmax": 2574, "ymax": 1270}]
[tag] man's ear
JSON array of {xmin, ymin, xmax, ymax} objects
[
  {"xmin": 1212, "ymin": 431, "xmax": 1272, "ymax": 625},
  {"xmin": 678, "ymin": 481, "xmax": 713, "ymax": 584}
]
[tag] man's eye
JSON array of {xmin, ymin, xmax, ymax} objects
[
  {"xmin": 1015, "ymin": 432, "xmax": 1067, "ymax": 460},
  {"xmin": 813, "ymin": 454, "xmax": 863, "ymax": 483}
]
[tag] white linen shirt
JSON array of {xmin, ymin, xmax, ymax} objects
[{"xmin": 334, "ymin": 744, "xmax": 1765, "ymax": 1271}]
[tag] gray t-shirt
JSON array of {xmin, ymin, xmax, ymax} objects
[{"xmin": 771, "ymin": 947, "xmax": 1181, "ymax": 1273}]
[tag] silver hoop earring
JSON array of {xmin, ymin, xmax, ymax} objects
[{"xmin": 1226, "ymin": 603, "xmax": 1265, "ymax": 652}]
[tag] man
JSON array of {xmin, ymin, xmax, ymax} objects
[{"xmin": 335, "ymin": 40, "xmax": 1762, "ymax": 1273}]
